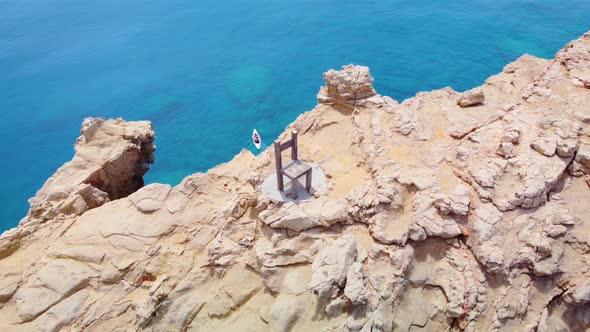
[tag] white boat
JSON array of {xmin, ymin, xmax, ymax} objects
[{"xmin": 252, "ymin": 129, "xmax": 261, "ymax": 150}]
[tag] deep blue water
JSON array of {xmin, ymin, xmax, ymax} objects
[{"xmin": 1, "ymin": 0, "xmax": 589, "ymax": 231}]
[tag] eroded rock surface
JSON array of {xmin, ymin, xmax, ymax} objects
[
  {"xmin": 457, "ymin": 87, "xmax": 485, "ymax": 107},
  {"xmin": 1, "ymin": 32, "xmax": 590, "ymax": 332}
]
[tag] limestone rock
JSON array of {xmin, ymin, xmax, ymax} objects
[
  {"xmin": 1, "ymin": 118, "xmax": 154, "ymax": 258},
  {"xmin": 471, "ymin": 158, "xmax": 507, "ymax": 189},
  {"xmin": 318, "ymin": 65, "xmax": 376, "ymax": 105},
  {"xmin": 2, "ymin": 31, "xmax": 590, "ymax": 332},
  {"xmin": 413, "ymin": 189, "xmax": 462, "ymax": 239},
  {"xmin": 259, "ymin": 198, "xmax": 349, "ymax": 232},
  {"xmin": 496, "ymin": 142, "xmax": 516, "ymax": 158},
  {"xmin": 136, "ymin": 277, "xmax": 175, "ymax": 327},
  {"xmin": 531, "ymin": 135, "xmax": 558, "ymax": 156},
  {"xmin": 457, "ymin": 87, "xmax": 485, "ymax": 107},
  {"xmin": 556, "ymin": 139, "xmax": 577, "ymax": 157},
  {"xmin": 369, "ymin": 210, "xmax": 410, "ymax": 245},
  {"xmin": 555, "ymin": 31, "xmax": 590, "ymax": 88},
  {"xmin": 468, "ymin": 204, "xmax": 506, "ymax": 273},
  {"xmin": 270, "ymin": 294, "xmax": 303, "ymax": 332},
  {"xmin": 0, "ymin": 272, "xmax": 20, "ymax": 304},
  {"xmin": 344, "ymin": 262, "xmax": 369, "ymax": 304},
  {"xmin": 32, "ymin": 288, "xmax": 89, "ymax": 332},
  {"xmin": 501, "ymin": 126, "xmax": 521, "ymax": 143},
  {"xmin": 129, "ymin": 183, "xmax": 171, "ymax": 213},
  {"xmin": 222, "ymin": 185, "xmax": 257, "ymax": 218},
  {"xmin": 255, "ymin": 235, "xmax": 320, "ymax": 269},
  {"xmin": 309, "ymin": 234, "xmax": 357, "ymax": 299},
  {"xmin": 448, "ymin": 184, "xmax": 471, "ymax": 215},
  {"xmin": 206, "ymin": 291, "xmax": 235, "ymax": 318},
  {"xmin": 576, "ymin": 143, "xmax": 590, "ymax": 168},
  {"xmin": 259, "ymin": 203, "xmax": 321, "ymax": 232},
  {"xmin": 14, "ymin": 259, "xmax": 97, "ymax": 322},
  {"xmin": 564, "ymin": 279, "xmax": 590, "ymax": 306},
  {"xmin": 207, "ymin": 234, "xmax": 244, "ymax": 267}
]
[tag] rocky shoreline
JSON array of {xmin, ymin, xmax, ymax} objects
[{"xmin": 1, "ymin": 31, "xmax": 589, "ymax": 331}]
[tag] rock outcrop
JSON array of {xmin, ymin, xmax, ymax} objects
[
  {"xmin": 318, "ymin": 64, "xmax": 378, "ymax": 107},
  {"xmin": 1, "ymin": 32, "xmax": 590, "ymax": 332},
  {"xmin": 0, "ymin": 118, "xmax": 155, "ymax": 259}
]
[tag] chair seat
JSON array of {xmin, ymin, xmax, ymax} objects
[{"xmin": 282, "ymin": 160, "xmax": 312, "ymax": 179}]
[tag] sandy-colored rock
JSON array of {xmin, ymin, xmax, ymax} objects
[
  {"xmin": 0, "ymin": 118, "xmax": 154, "ymax": 258},
  {"xmin": 457, "ymin": 87, "xmax": 485, "ymax": 107},
  {"xmin": 564, "ymin": 279, "xmax": 590, "ymax": 306},
  {"xmin": 270, "ymin": 294, "xmax": 303, "ymax": 332},
  {"xmin": 496, "ymin": 142, "xmax": 516, "ymax": 158},
  {"xmin": 259, "ymin": 197, "xmax": 349, "ymax": 232},
  {"xmin": 369, "ymin": 210, "xmax": 411, "ymax": 245},
  {"xmin": 413, "ymin": 189, "xmax": 462, "ymax": 239},
  {"xmin": 129, "ymin": 183, "xmax": 171, "ymax": 213},
  {"xmin": 556, "ymin": 139, "xmax": 577, "ymax": 157},
  {"xmin": 318, "ymin": 64, "xmax": 376, "ymax": 106},
  {"xmin": 28, "ymin": 118, "xmax": 154, "ymax": 219},
  {"xmin": 502, "ymin": 125, "xmax": 521, "ymax": 143},
  {"xmin": 344, "ymin": 262, "xmax": 369, "ymax": 304},
  {"xmin": 531, "ymin": 134, "xmax": 558, "ymax": 156},
  {"xmin": 32, "ymin": 288, "xmax": 89, "ymax": 332},
  {"xmin": 309, "ymin": 234, "xmax": 357, "ymax": 299},
  {"xmin": 14, "ymin": 259, "xmax": 97, "ymax": 322},
  {"xmin": 206, "ymin": 291, "xmax": 235, "ymax": 318},
  {"xmin": 448, "ymin": 184, "xmax": 471, "ymax": 215},
  {"xmin": 576, "ymin": 143, "xmax": 590, "ymax": 168},
  {"xmin": 1, "ymin": 31, "xmax": 590, "ymax": 332}
]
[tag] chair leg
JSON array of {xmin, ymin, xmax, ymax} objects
[
  {"xmin": 274, "ymin": 141, "xmax": 283, "ymax": 191},
  {"xmin": 305, "ymin": 170, "xmax": 312, "ymax": 191},
  {"xmin": 291, "ymin": 178, "xmax": 298, "ymax": 199},
  {"xmin": 277, "ymin": 172, "xmax": 284, "ymax": 192}
]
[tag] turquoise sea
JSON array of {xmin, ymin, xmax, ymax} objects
[{"xmin": 1, "ymin": 0, "xmax": 589, "ymax": 231}]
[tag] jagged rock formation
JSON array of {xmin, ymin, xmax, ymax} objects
[
  {"xmin": 1, "ymin": 32, "xmax": 590, "ymax": 332},
  {"xmin": 0, "ymin": 118, "xmax": 155, "ymax": 259}
]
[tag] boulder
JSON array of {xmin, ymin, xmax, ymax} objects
[
  {"xmin": 318, "ymin": 65, "xmax": 376, "ymax": 105},
  {"xmin": 457, "ymin": 87, "xmax": 485, "ymax": 107},
  {"xmin": 501, "ymin": 126, "xmax": 521, "ymax": 143},
  {"xmin": 531, "ymin": 135, "xmax": 558, "ymax": 156},
  {"xmin": 556, "ymin": 139, "xmax": 578, "ymax": 157},
  {"xmin": 496, "ymin": 142, "xmax": 516, "ymax": 158},
  {"xmin": 222, "ymin": 185, "xmax": 257, "ymax": 219},
  {"xmin": 448, "ymin": 184, "xmax": 471, "ymax": 215}
]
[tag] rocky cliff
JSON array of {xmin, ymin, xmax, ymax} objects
[{"xmin": 1, "ymin": 32, "xmax": 590, "ymax": 332}]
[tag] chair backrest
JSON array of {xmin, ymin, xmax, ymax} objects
[{"xmin": 273, "ymin": 131, "xmax": 298, "ymax": 170}]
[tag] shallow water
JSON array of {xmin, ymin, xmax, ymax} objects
[{"xmin": 1, "ymin": 0, "xmax": 589, "ymax": 231}]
